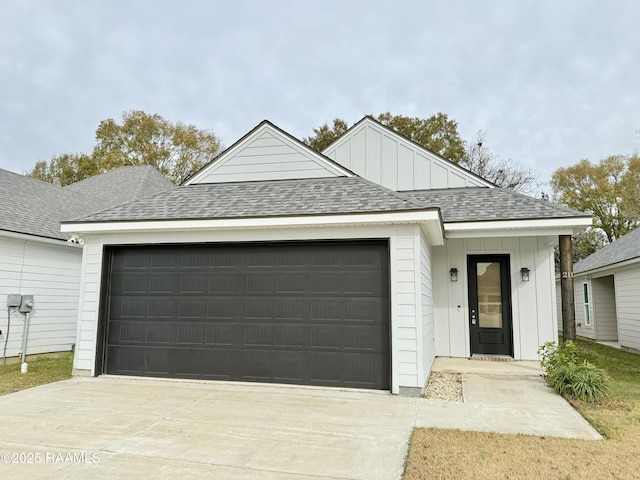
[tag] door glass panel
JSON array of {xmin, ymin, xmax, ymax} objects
[{"xmin": 477, "ymin": 262, "xmax": 502, "ymax": 328}]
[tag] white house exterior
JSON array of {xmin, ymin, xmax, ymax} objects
[
  {"xmin": 560, "ymin": 227, "xmax": 640, "ymax": 352},
  {"xmin": 0, "ymin": 167, "xmax": 173, "ymax": 362},
  {"xmin": 63, "ymin": 118, "xmax": 591, "ymax": 394}
]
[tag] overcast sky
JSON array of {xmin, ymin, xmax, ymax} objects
[{"xmin": 1, "ymin": 0, "xmax": 638, "ymax": 191}]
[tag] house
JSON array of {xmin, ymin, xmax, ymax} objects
[
  {"xmin": 558, "ymin": 227, "xmax": 640, "ymax": 352},
  {"xmin": 62, "ymin": 117, "xmax": 591, "ymax": 394},
  {"xmin": 0, "ymin": 166, "xmax": 173, "ymax": 363}
]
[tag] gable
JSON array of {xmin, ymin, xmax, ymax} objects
[
  {"xmin": 322, "ymin": 117, "xmax": 492, "ymax": 190},
  {"xmin": 186, "ymin": 121, "xmax": 353, "ymax": 185}
]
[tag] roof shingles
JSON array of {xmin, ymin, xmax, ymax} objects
[
  {"xmin": 68, "ymin": 177, "xmax": 430, "ymax": 222},
  {"xmin": 574, "ymin": 227, "xmax": 640, "ymax": 273},
  {"xmin": 0, "ymin": 166, "xmax": 175, "ymax": 241},
  {"xmin": 403, "ymin": 188, "xmax": 588, "ymax": 223},
  {"xmin": 67, "ymin": 177, "xmax": 589, "ymax": 225}
]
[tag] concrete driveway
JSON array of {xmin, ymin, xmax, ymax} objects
[{"xmin": 0, "ymin": 360, "xmax": 601, "ymax": 480}]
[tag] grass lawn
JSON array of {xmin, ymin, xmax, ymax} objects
[
  {"xmin": 403, "ymin": 339, "xmax": 640, "ymax": 480},
  {"xmin": 0, "ymin": 352, "xmax": 73, "ymax": 396}
]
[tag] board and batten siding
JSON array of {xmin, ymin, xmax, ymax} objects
[
  {"xmin": 614, "ymin": 266, "xmax": 640, "ymax": 351},
  {"xmin": 0, "ymin": 235, "xmax": 81, "ymax": 358},
  {"xmin": 322, "ymin": 120, "xmax": 489, "ymax": 191},
  {"xmin": 194, "ymin": 130, "xmax": 344, "ymax": 184},
  {"xmin": 432, "ymin": 236, "xmax": 558, "ymax": 360},
  {"xmin": 72, "ymin": 225, "xmax": 434, "ymax": 393}
]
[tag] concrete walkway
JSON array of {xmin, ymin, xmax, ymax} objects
[
  {"xmin": 417, "ymin": 357, "xmax": 602, "ymax": 440},
  {"xmin": 0, "ymin": 359, "xmax": 601, "ymax": 479}
]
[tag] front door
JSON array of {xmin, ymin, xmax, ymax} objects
[{"xmin": 467, "ymin": 255, "xmax": 513, "ymax": 356}]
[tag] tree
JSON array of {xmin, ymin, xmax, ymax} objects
[
  {"xmin": 551, "ymin": 155, "xmax": 640, "ymax": 242},
  {"xmin": 29, "ymin": 110, "xmax": 221, "ymax": 185},
  {"xmin": 30, "ymin": 153, "xmax": 96, "ymax": 186},
  {"xmin": 303, "ymin": 118, "xmax": 348, "ymax": 152},
  {"xmin": 375, "ymin": 112, "xmax": 466, "ymax": 163},
  {"xmin": 461, "ymin": 131, "xmax": 538, "ymax": 194},
  {"xmin": 304, "ymin": 112, "xmax": 465, "ymax": 163}
]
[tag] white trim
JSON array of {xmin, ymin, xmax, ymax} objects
[
  {"xmin": 583, "ymin": 281, "xmax": 592, "ymax": 327},
  {"xmin": 62, "ymin": 210, "xmax": 445, "ymax": 245},
  {"xmin": 0, "ymin": 229, "xmax": 73, "ymax": 247},
  {"xmin": 389, "ymin": 234, "xmax": 399, "ymax": 394},
  {"xmin": 185, "ymin": 122, "xmax": 353, "ymax": 185},
  {"xmin": 444, "ymin": 217, "xmax": 592, "ymax": 238}
]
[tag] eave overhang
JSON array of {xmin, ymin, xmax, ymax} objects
[
  {"xmin": 444, "ymin": 216, "xmax": 593, "ymax": 239},
  {"xmin": 62, "ymin": 209, "xmax": 445, "ymax": 246}
]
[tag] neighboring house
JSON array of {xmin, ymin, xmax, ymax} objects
[
  {"xmin": 62, "ymin": 117, "xmax": 591, "ymax": 394},
  {"xmin": 557, "ymin": 227, "xmax": 640, "ymax": 352},
  {"xmin": 0, "ymin": 166, "xmax": 173, "ymax": 362}
]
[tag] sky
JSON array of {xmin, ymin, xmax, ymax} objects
[{"xmin": 1, "ymin": 0, "xmax": 638, "ymax": 192}]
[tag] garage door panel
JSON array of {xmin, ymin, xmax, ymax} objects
[
  {"xmin": 277, "ymin": 251, "xmax": 306, "ymax": 267},
  {"xmin": 245, "ymin": 299, "xmax": 276, "ymax": 320},
  {"xmin": 273, "ymin": 351, "xmax": 305, "ymax": 382},
  {"xmin": 149, "ymin": 275, "xmax": 176, "ymax": 294},
  {"xmin": 104, "ymin": 241, "xmax": 390, "ymax": 390},
  {"xmin": 178, "ymin": 298, "xmax": 207, "ymax": 318},
  {"xmin": 204, "ymin": 325, "xmax": 233, "ymax": 345},
  {"xmin": 208, "ymin": 274, "xmax": 237, "ymax": 294},
  {"xmin": 244, "ymin": 325, "xmax": 274, "ymax": 347},
  {"xmin": 207, "ymin": 299, "xmax": 236, "ymax": 320},
  {"xmin": 274, "ymin": 326, "xmax": 305, "ymax": 347},
  {"xmin": 276, "ymin": 300, "xmax": 305, "ymax": 320},
  {"xmin": 179, "ymin": 274, "xmax": 209, "ymax": 293}
]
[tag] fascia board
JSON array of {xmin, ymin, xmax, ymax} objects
[
  {"xmin": 0, "ymin": 229, "xmax": 71, "ymax": 247},
  {"xmin": 444, "ymin": 217, "xmax": 593, "ymax": 238},
  {"xmin": 62, "ymin": 210, "xmax": 442, "ymax": 235}
]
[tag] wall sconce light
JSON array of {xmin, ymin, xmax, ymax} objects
[
  {"xmin": 449, "ymin": 268, "xmax": 458, "ymax": 282},
  {"xmin": 520, "ymin": 267, "xmax": 530, "ymax": 282}
]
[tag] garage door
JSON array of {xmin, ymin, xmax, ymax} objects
[{"xmin": 101, "ymin": 241, "xmax": 390, "ymax": 390}]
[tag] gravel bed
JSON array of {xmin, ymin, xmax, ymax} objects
[{"xmin": 422, "ymin": 371, "xmax": 463, "ymax": 402}]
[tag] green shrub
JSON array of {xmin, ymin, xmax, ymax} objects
[
  {"xmin": 538, "ymin": 340, "xmax": 579, "ymax": 379},
  {"xmin": 537, "ymin": 341, "xmax": 611, "ymax": 402}
]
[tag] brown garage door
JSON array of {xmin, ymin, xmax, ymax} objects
[{"xmin": 100, "ymin": 241, "xmax": 390, "ymax": 390}]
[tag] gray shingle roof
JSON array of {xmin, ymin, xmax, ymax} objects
[
  {"xmin": 0, "ymin": 166, "xmax": 175, "ymax": 241},
  {"xmin": 574, "ymin": 227, "xmax": 640, "ymax": 274},
  {"xmin": 0, "ymin": 168, "xmax": 105, "ymax": 240},
  {"xmin": 63, "ymin": 165, "xmax": 174, "ymax": 208},
  {"xmin": 66, "ymin": 177, "xmax": 432, "ymax": 223},
  {"xmin": 403, "ymin": 188, "xmax": 589, "ymax": 223}
]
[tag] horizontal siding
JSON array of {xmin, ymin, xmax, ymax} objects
[
  {"xmin": 74, "ymin": 242, "xmax": 102, "ymax": 371},
  {"xmin": 420, "ymin": 231, "xmax": 434, "ymax": 385},
  {"xmin": 615, "ymin": 268, "xmax": 640, "ymax": 351},
  {"xmin": 0, "ymin": 236, "xmax": 81, "ymax": 358},
  {"xmin": 396, "ymin": 229, "xmax": 419, "ymax": 387},
  {"xmin": 196, "ymin": 130, "xmax": 341, "ymax": 183}
]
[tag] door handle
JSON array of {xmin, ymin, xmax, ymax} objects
[{"xmin": 471, "ymin": 309, "xmax": 477, "ymax": 325}]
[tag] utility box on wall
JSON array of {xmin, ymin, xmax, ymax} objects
[
  {"xmin": 18, "ymin": 295, "xmax": 34, "ymax": 313},
  {"xmin": 7, "ymin": 294, "xmax": 21, "ymax": 308}
]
